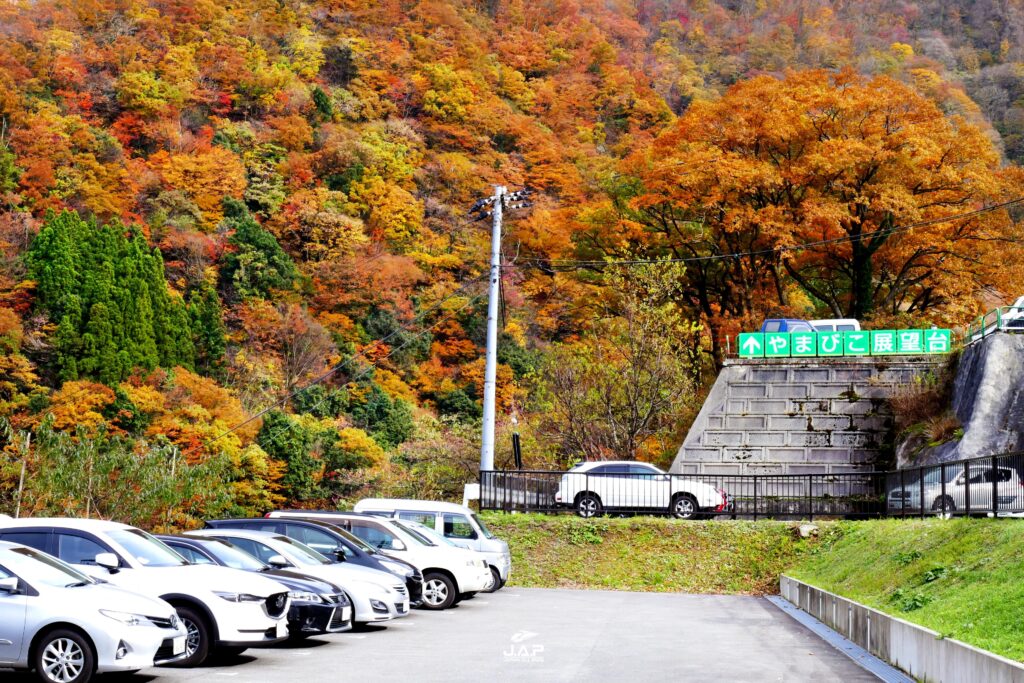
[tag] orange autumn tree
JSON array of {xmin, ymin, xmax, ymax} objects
[{"xmin": 610, "ymin": 69, "xmax": 1024, "ymax": 358}]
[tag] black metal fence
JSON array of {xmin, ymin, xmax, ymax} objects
[{"xmin": 480, "ymin": 452, "xmax": 1024, "ymax": 520}]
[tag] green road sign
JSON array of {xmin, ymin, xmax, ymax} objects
[
  {"xmin": 817, "ymin": 331, "xmax": 844, "ymax": 356},
  {"xmin": 871, "ymin": 330, "xmax": 898, "ymax": 355},
  {"xmin": 843, "ymin": 331, "xmax": 870, "ymax": 355},
  {"xmin": 764, "ymin": 332, "xmax": 791, "ymax": 357},
  {"xmin": 924, "ymin": 328, "xmax": 952, "ymax": 354},
  {"xmin": 791, "ymin": 331, "xmax": 817, "ymax": 357},
  {"xmin": 738, "ymin": 332, "xmax": 764, "ymax": 358},
  {"xmin": 896, "ymin": 329, "xmax": 924, "ymax": 354}
]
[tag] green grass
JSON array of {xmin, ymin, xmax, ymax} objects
[
  {"xmin": 788, "ymin": 518, "xmax": 1024, "ymax": 662},
  {"xmin": 480, "ymin": 513, "xmax": 818, "ymax": 594}
]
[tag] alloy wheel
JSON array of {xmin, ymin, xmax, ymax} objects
[
  {"xmin": 673, "ymin": 496, "xmax": 696, "ymax": 518},
  {"xmin": 423, "ymin": 578, "xmax": 449, "ymax": 606},
  {"xmin": 41, "ymin": 638, "xmax": 85, "ymax": 683},
  {"xmin": 182, "ymin": 617, "xmax": 202, "ymax": 657}
]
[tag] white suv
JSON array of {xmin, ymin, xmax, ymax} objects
[
  {"xmin": 554, "ymin": 461, "xmax": 730, "ymax": 519},
  {"xmin": 0, "ymin": 519, "xmax": 291, "ymax": 667},
  {"xmin": 268, "ymin": 511, "xmax": 492, "ymax": 610},
  {"xmin": 888, "ymin": 465, "xmax": 1023, "ymax": 513}
]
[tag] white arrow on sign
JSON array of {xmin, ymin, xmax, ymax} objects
[{"xmin": 741, "ymin": 336, "xmax": 762, "ymax": 354}]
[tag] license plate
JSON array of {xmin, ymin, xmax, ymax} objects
[
  {"xmin": 341, "ymin": 606, "xmax": 352, "ymax": 622},
  {"xmin": 275, "ymin": 620, "xmax": 287, "ymax": 638},
  {"xmin": 172, "ymin": 636, "xmax": 185, "ymax": 655}
]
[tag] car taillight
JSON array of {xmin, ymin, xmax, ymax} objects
[{"xmin": 264, "ymin": 512, "xmax": 272, "ymax": 517}]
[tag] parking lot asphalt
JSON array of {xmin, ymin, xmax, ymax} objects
[{"xmin": 7, "ymin": 588, "xmax": 880, "ymax": 682}]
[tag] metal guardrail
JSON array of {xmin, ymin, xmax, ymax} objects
[
  {"xmin": 481, "ymin": 452, "xmax": 1024, "ymax": 520},
  {"xmin": 962, "ymin": 306, "xmax": 1024, "ymax": 345}
]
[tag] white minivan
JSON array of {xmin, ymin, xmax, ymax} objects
[
  {"xmin": 353, "ymin": 499, "xmax": 511, "ymax": 591},
  {"xmin": 810, "ymin": 318, "xmax": 861, "ymax": 332}
]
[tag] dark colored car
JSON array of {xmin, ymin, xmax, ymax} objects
[
  {"xmin": 205, "ymin": 518, "xmax": 423, "ymax": 606},
  {"xmin": 157, "ymin": 535, "xmax": 353, "ymax": 638},
  {"xmin": 759, "ymin": 318, "xmax": 815, "ymax": 333}
]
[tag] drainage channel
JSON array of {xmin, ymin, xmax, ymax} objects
[{"xmin": 765, "ymin": 595, "xmax": 914, "ymax": 683}]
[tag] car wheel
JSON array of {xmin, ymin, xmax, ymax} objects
[
  {"xmin": 670, "ymin": 493, "xmax": 699, "ymax": 520},
  {"xmin": 168, "ymin": 605, "xmax": 211, "ymax": 667},
  {"xmin": 932, "ymin": 496, "xmax": 956, "ymax": 512},
  {"xmin": 482, "ymin": 567, "xmax": 502, "ymax": 593},
  {"xmin": 35, "ymin": 629, "xmax": 94, "ymax": 683},
  {"xmin": 575, "ymin": 492, "xmax": 602, "ymax": 518},
  {"xmin": 421, "ymin": 572, "xmax": 457, "ymax": 610}
]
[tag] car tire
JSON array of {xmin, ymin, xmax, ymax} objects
[
  {"xmin": 460, "ymin": 591, "xmax": 477, "ymax": 600},
  {"xmin": 421, "ymin": 572, "xmax": 457, "ymax": 610},
  {"xmin": 575, "ymin": 492, "xmax": 603, "ymax": 518},
  {"xmin": 482, "ymin": 567, "xmax": 502, "ymax": 593},
  {"xmin": 670, "ymin": 493, "xmax": 699, "ymax": 520},
  {"xmin": 169, "ymin": 605, "xmax": 211, "ymax": 667},
  {"xmin": 34, "ymin": 629, "xmax": 95, "ymax": 683},
  {"xmin": 932, "ymin": 496, "xmax": 956, "ymax": 512}
]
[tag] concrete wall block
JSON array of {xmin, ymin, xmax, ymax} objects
[
  {"xmin": 788, "ymin": 399, "xmax": 831, "ymax": 414},
  {"xmin": 746, "ymin": 432, "xmax": 787, "ymax": 447},
  {"xmin": 790, "ymin": 432, "xmax": 832, "ymax": 447},
  {"xmin": 793, "ymin": 368, "xmax": 831, "ymax": 382},
  {"xmin": 807, "ymin": 448, "xmax": 859, "ymax": 463},
  {"xmin": 855, "ymin": 384, "xmax": 896, "ymax": 399},
  {"xmin": 770, "ymin": 384, "xmax": 809, "ymax": 399},
  {"xmin": 707, "ymin": 416, "xmax": 725, "ymax": 429},
  {"xmin": 829, "ymin": 400, "xmax": 876, "ymax": 416},
  {"xmin": 700, "ymin": 464, "xmax": 743, "ymax": 475},
  {"xmin": 726, "ymin": 399, "xmax": 747, "ymax": 413},
  {"xmin": 745, "ymin": 464, "xmax": 784, "ymax": 475},
  {"xmin": 724, "ymin": 447, "xmax": 762, "ymax": 462},
  {"xmin": 726, "ymin": 415, "xmax": 767, "ymax": 430},
  {"xmin": 729, "ymin": 384, "xmax": 768, "ymax": 398},
  {"xmin": 768, "ymin": 416, "xmax": 811, "ymax": 431},
  {"xmin": 785, "ymin": 464, "xmax": 833, "ymax": 475},
  {"xmin": 810, "ymin": 416, "xmax": 853, "ymax": 431},
  {"xmin": 809, "ymin": 383, "xmax": 856, "ymax": 399},
  {"xmin": 703, "ymin": 431, "xmax": 744, "ymax": 447},
  {"xmin": 831, "ymin": 368, "xmax": 874, "ymax": 382},
  {"xmin": 681, "ymin": 448, "xmax": 721, "ymax": 461},
  {"xmin": 832, "ymin": 432, "xmax": 877, "ymax": 448},
  {"xmin": 763, "ymin": 448, "xmax": 806, "ymax": 462},
  {"xmin": 748, "ymin": 399, "xmax": 789, "ymax": 414},
  {"xmin": 749, "ymin": 369, "xmax": 790, "ymax": 383},
  {"xmin": 851, "ymin": 415, "xmax": 892, "ymax": 432}
]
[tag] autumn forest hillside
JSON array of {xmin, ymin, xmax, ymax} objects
[{"xmin": 0, "ymin": 0, "xmax": 1023, "ymax": 527}]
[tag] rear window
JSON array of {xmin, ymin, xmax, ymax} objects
[{"xmin": 762, "ymin": 321, "xmax": 780, "ymax": 332}]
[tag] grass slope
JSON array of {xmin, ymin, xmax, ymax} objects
[
  {"xmin": 788, "ymin": 519, "xmax": 1024, "ymax": 662},
  {"xmin": 481, "ymin": 513, "xmax": 816, "ymax": 594}
]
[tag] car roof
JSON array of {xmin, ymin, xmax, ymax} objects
[
  {"xmin": 569, "ymin": 461, "xmax": 660, "ymax": 472},
  {"xmin": 0, "ymin": 517, "xmax": 134, "ymax": 532},
  {"xmin": 355, "ymin": 498, "xmax": 473, "ymax": 514},
  {"xmin": 188, "ymin": 529, "xmax": 285, "ymax": 541}
]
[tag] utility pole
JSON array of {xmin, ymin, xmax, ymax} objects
[{"xmin": 469, "ymin": 186, "xmax": 532, "ymax": 473}]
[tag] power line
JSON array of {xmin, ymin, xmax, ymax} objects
[
  {"xmin": 206, "ymin": 273, "xmax": 489, "ymax": 445},
  {"xmin": 511, "ymin": 197, "xmax": 1024, "ymax": 269}
]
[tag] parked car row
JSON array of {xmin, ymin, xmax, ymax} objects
[{"xmin": 0, "ymin": 498, "xmax": 510, "ymax": 683}]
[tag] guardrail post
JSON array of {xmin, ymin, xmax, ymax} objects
[
  {"xmin": 965, "ymin": 464, "xmax": 971, "ymax": 516},
  {"xmin": 992, "ymin": 455, "xmax": 999, "ymax": 516},
  {"xmin": 900, "ymin": 469, "xmax": 906, "ymax": 518},
  {"xmin": 940, "ymin": 464, "xmax": 946, "ymax": 516},
  {"xmin": 919, "ymin": 470, "xmax": 925, "ymax": 520},
  {"xmin": 753, "ymin": 475, "xmax": 758, "ymax": 521},
  {"xmin": 807, "ymin": 474, "xmax": 814, "ymax": 521}
]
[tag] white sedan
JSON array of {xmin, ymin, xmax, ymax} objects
[{"xmin": 0, "ymin": 541, "xmax": 188, "ymax": 683}]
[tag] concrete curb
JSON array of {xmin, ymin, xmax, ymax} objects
[{"xmin": 780, "ymin": 575, "xmax": 1024, "ymax": 683}]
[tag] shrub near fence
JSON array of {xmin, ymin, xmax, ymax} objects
[{"xmin": 481, "ymin": 452, "xmax": 1024, "ymax": 520}]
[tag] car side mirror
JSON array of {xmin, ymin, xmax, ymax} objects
[
  {"xmin": 95, "ymin": 553, "xmax": 120, "ymax": 573},
  {"xmin": 267, "ymin": 554, "xmax": 290, "ymax": 568},
  {"xmin": 333, "ymin": 549, "xmax": 347, "ymax": 562},
  {"xmin": 0, "ymin": 576, "xmax": 19, "ymax": 594},
  {"xmin": 391, "ymin": 540, "xmax": 406, "ymax": 551}
]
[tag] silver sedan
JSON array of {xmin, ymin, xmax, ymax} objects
[{"xmin": 0, "ymin": 541, "xmax": 187, "ymax": 683}]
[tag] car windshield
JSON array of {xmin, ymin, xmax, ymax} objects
[
  {"xmin": 323, "ymin": 524, "xmax": 377, "ymax": 554},
  {"xmin": 390, "ymin": 520, "xmax": 436, "ymax": 546},
  {"xmin": 403, "ymin": 521, "xmax": 458, "ymax": 546},
  {"xmin": 202, "ymin": 539, "xmax": 267, "ymax": 571},
  {"xmin": 3, "ymin": 546, "xmax": 96, "ymax": 588},
  {"xmin": 471, "ymin": 513, "xmax": 495, "ymax": 539},
  {"xmin": 108, "ymin": 529, "xmax": 187, "ymax": 568},
  {"xmin": 271, "ymin": 536, "xmax": 334, "ymax": 566}
]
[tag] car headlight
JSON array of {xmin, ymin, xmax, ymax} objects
[
  {"xmin": 288, "ymin": 590, "xmax": 324, "ymax": 604},
  {"xmin": 213, "ymin": 591, "xmax": 265, "ymax": 603},
  {"xmin": 100, "ymin": 610, "xmax": 152, "ymax": 626}
]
